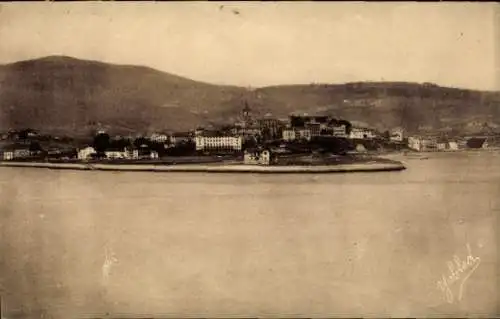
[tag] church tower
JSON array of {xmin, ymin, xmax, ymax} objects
[{"xmin": 242, "ymin": 100, "xmax": 251, "ymax": 120}]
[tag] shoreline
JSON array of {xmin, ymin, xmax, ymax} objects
[{"xmin": 0, "ymin": 159, "xmax": 406, "ymax": 174}]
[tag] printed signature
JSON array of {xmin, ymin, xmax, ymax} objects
[{"xmin": 436, "ymin": 243, "xmax": 481, "ymax": 303}]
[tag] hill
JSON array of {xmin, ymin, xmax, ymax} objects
[
  {"xmin": 1, "ymin": 56, "xmax": 499, "ymax": 136},
  {"xmin": 243, "ymin": 82, "xmax": 500, "ymax": 134},
  {"xmin": 0, "ymin": 56, "xmax": 247, "ymax": 135}
]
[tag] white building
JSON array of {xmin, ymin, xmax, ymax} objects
[
  {"xmin": 195, "ymin": 135, "xmax": 242, "ymax": 151},
  {"xmin": 149, "ymin": 133, "xmax": 169, "ymax": 143},
  {"xmin": 390, "ymin": 128, "xmax": 405, "ymax": 142},
  {"xmin": 332, "ymin": 125, "xmax": 348, "ymax": 137},
  {"xmin": 282, "ymin": 129, "xmax": 296, "ymax": 141},
  {"xmin": 106, "ymin": 148, "xmax": 140, "ymax": 160},
  {"xmin": 408, "ymin": 136, "xmax": 437, "ymax": 151},
  {"xmin": 77, "ymin": 146, "xmax": 96, "ymax": 160},
  {"xmin": 297, "ymin": 129, "xmax": 312, "ymax": 141},
  {"xmin": 105, "ymin": 150, "xmax": 128, "ymax": 159},
  {"xmin": 244, "ymin": 149, "xmax": 272, "ymax": 165},
  {"xmin": 408, "ymin": 136, "xmax": 423, "ymax": 151},
  {"xmin": 448, "ymin": 141, "xmax": 459, "ymax": 151},
  {"xmin": 127, "ymin": 148, "xmax": 140, "ymax": 159},
  {"xmin": 349, "ymin": 127, "xmax": 376, "ymax": 139},
  {"xmin": 2, "ymin": 151, "xmax": 13, "ymax": 160},
  {"xmin": 437, "ymin": 142, "xmax": 447, "ymax": 151}
]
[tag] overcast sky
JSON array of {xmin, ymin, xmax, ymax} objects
[{"xmin": 0, "ymin": 2, "xmax": 498, "ymax": 90}]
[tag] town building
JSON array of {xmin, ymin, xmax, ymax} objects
[
  {"xmin": 349, "ymin": 127, "xmax": 376, "ymax": 139},
  {"xmin": 305, "ymin": 122, "xmax": 321, "ymax": 137},
  {"xmin": 195, "ymin": 133, "xmax": 242, "ymax": 151},
  {"xmin": 149, "ymin": 133, "xmax": 169, "ymax": 143},
  {"xmin": 448, "ymin": 141, "xmax": 459, "ymax": 151},
  {"xmin": 390, "ymin": 128, "xmax": 405, "ymax": 142},
  {"xmin": 233, "ymin": 125, "xmax": 261, "ymax": 137},
  {"xmin": 297, "ymin": 129, "xmax": 312, "ymax": 141},
  {"xmin": 244, "ymin": 149, "xmax": 273, "ymax": 165},
  {"xmin": 437, "ymin": 142, "xmax": 448, "ymax": 151},
  {"xmin": 105, "ymin": 147, "xmax": 141, "ymax": 160},
  {"xmin": 105, "ymin": 149, "xmax": 128, "ymax": 160},
  {"xmin": 408, "ymin": 136, "xmax": 438, "ymax": 151},
  {"xmin": 1, "ymin": 144, "xmax": 33, "ymax": 161},
  {"xmin": 257, "ymin": 118, "xmax": 283, "ymax": 139},
  {"xmin": 170, "ymin": 132, "xmax": 193, "ymax": 145},
  {"xmin": 332, "ymin": 125, "xmax": 348, "ymax": 137},
  {"xmin": 2, "ymin": 150, "xmax": 13, "ymax": 161},
  {"xmin": 282, "ymin": 129, "xmax": 296, "ymax": 141},
  {"xmin": 77, "ymin": 146, "xmax": 96, "ymax": 160}
]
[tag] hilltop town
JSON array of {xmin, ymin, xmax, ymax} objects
[
  {"xmin": 1, "ymin": 56, "xmax": 499, "ymax": 163},
  {"xmin": 1, "ymin": 99, "xmax": 499, "ymax": 164}
]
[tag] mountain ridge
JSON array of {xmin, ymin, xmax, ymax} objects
[{"xmin": 0, "ymin": 56, "xmax": 498, "ymax": 136}]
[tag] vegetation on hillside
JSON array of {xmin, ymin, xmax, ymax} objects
[{"xmin": 1, "ymin": 56, "xmax": 499, "ymax": 136}]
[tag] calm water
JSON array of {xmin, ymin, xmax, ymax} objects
[{"xmin": 0, "ymin": 152, "xmax": 498, "ymax": 318}]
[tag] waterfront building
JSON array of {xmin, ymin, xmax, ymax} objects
[
  {"xmin": 243, "ymin": 149, "xmax": 272, "ymax": 165},
  {"xmin": 408, "ymin": 136, "xmax": 436, "ymax": 152},
  {"xmin": 422, "ymin": 138, "xmax": 438, "ymax": 151},
  {"xmin": 105, "ymin": 147, "xmax": 140, "ymax": 160},
  {"xmin": 448, "ymin": 141, "xmax": 459, "ymax": 151},
  {"xmin": 127, "ymin": 148, "xmax": 140, "ymax": 159},
  {"xmin": 77, "ymin": 146, "xmax": 96, "ymax": 160},
  {"xmin": 105, "ymin": 149, "xmax": 128, "ymax": 160},
  {"xmin": 437, "ymin": 142, "xmax": 447, "ymax": 151},
  {"xmin": 195, "ymin": 133, "xmax": 242, "ymax": 151},
  {"xmin": 2, "ymin": 151, "xmax": 13, "ymax": 160}
]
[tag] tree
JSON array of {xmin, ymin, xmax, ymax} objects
[
  {"xmin": 382, "ymin": 130, "xmax": 390, "ymax": 140},
  {"xmin": 29, "ymin": 141, "xmax": 43, "ymax": 153},
  {"xmin": 338, "ymin": 119, "xmax": 352, "ymax": 135},
  {"xmin": 93, "ymin": 132, "xmax": 110, "ymax": 157},
  {"xmin": 133, "ymin": 137, "xmax": 150, "ymax": 148},
  {"xmin": 261, "ymin": 127, "xmax": 272, "ymax": 141}
]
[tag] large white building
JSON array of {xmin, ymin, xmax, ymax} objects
[
  {"xmin": 349, "ymin": 127, "xmax": 376, "ymax": 139},
  {"xmin": 195, "ymin": 135, "xmax": 242, "ymax": 151}
]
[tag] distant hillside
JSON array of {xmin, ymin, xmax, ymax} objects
[
  {"xmin": 1, "ymin": 56, "xmax": 499, "ymax": 136},
  {"xmin": 243, "ymin": 82, "xmax": 500, "ymax": 134},
  {"xmin": 0, "ymin": 56, "xmax": 247, "ymax": 135}
]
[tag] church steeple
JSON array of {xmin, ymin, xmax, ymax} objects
[{"xmin": 242, "ymin": 100, "xmax": 251, "ymax": 118}]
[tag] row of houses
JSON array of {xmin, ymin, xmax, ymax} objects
[
  {"xmin": 407, "ymin": 136, "xmax": 490, "ymax": 152},
  {"xmin": 77, "ymin": 146, "xmax": 159, "ymax": 160},
  {"xmin": 0, "ymin": 145, "xmax": 160, "ymax": 161},
  {"xmin": 281, "ymin": 126, "xmax": 404, "ymax": 142}
]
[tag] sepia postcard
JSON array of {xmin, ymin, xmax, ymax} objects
[{"xmin": 0, "ymin": 2, "xmax": 498, "ymax": 318}]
